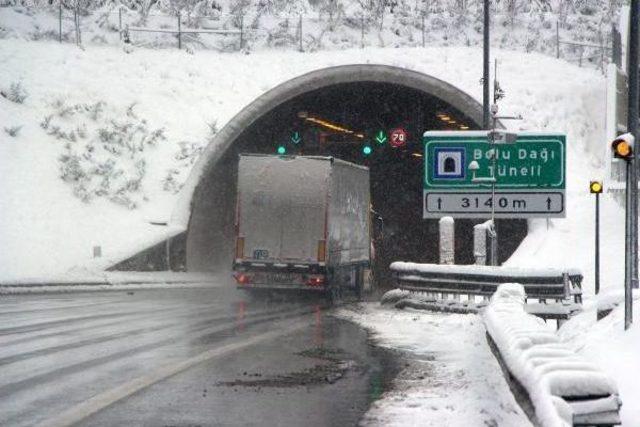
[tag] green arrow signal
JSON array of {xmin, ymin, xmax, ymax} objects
[
  {"xmin": 291, "ymin": 132, "xmax": 301, "ymax": 144},
  {"xmin": 375, "ymin": 130, "xmax": 387, "ymax": 144}
]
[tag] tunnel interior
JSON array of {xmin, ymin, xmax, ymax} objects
[{"xmin": 187, "ymin": 76, "xmax": 528, "ymax": 287}]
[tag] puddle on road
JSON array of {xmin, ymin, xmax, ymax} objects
[
  {"xmin": 215, "ymin": 315, "xmax": 402, "ymax": 410},
  {"xmin": 216, "ymin": 347, "xmax": 353, "ymax": 388}
]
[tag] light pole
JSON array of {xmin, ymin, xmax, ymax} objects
[
  {"xmin": 628, "ymin": 0, "xmax": 639, "ymax": 295},
  {"xmin": 611, "ymin": 134, "xmax": 635, "ymax": 329},
  {"xmin": 590, "ymin": 181, "xmax": 603, "ymax": 295},
  {"xmin": 483, "ymin": 0, "xmax": 490, "ymax": 129}
]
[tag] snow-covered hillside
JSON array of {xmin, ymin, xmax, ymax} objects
[
  {"xmin": 0, "ymin": 39, "xmax": 615, "ymax": 287},
  {"xmin": 0, "ymin": 1, "xmax": 619, "ymax": 71}
]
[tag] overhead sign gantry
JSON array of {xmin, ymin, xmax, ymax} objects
[{"xmin": 423, "ymin": 131, "xmax": 566, "ymax": 218}]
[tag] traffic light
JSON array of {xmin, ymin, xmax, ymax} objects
[
  {"xmin": 611, "ymin": 133, "xmax": 635, "ymax": 161},
  {"xmin": 276, "ymin": 145, "xmax": 286, "ymax": 155},
  {"xmin": 590, "ymin": 180, "xmax": 603, "ymax": 194},
  {"xmin": 362, "ymin": 144, "xmax": 373, "ymax": 156}
]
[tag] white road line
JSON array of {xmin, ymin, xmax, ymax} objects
[{"xmin": 38, "ymin": 320, "xmax": 310, "ymax": 427}]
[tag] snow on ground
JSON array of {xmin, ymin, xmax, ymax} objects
[
  {"xmin": 559, "ymin": 296, "xmax": 640, "ymax": 426},
  {"xmin": 4, "ymin": 34, "xmax": 638, "ymax": 426},
  {"xmin": 336, "ymin": 304, "xmax": 532, "ymax": 427},
  {"xmin": 485, "ymin": 283, "xmax": 621, "ymax": 427},
  {"xmin": 0, "ymin": 39, "xmax": 608, "ymax": 282}
]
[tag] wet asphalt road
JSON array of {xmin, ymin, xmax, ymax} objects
[{"xmin": 0, "ymin": 281, "xmax": 396, "ymax": 427}]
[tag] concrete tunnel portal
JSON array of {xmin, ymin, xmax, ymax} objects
[{"xmin": 180, "ymin": 64, "xmax": 528, "ymax": 286}]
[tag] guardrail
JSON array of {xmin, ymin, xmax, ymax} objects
[
  {"xmin": 390, "ymin": 262, "xmax": 583, "ymax": 322},
  {"xmin": 484, "ymin": 283, "xmax": 621, "ymax": 427}
]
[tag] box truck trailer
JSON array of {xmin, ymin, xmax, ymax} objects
[{"xmin": 232, "ymin": 154, "xmax": 372, "ymax": 300}]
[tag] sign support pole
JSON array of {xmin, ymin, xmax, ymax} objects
[
  {"xmin": 624, "ymin": 0, "xmax": 639, "ymax": 330},
  {"xmin": 629, "ymin": 0, "xmax": 640, "ymax": 292},
  {"xmin": 483, "ymin": 0, "xmax": 490, "ymax": 129},
  {"xmin": 626, "ymin": 161, "xmax": 634, "ymax": 329}
]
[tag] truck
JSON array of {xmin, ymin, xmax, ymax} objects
[{"xmin": 232, "ymin": 154, "xmax": 372, "ymax": 300}]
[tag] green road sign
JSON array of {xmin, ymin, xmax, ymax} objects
[{"xmin": 423, "ymin": 131, "xmax": 566, "ymax": 218}]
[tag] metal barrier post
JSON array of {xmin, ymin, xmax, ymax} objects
[
  {"xmin": 439, "ymin": 217, "xmax": 455, "ymax": 265},
  {"xmin": 299, "ymin": 15, "xmax": 303, "ymax": 52},
  {"xmin": 59, "ymin": 2, "xmax": 62, "ymax": 43},
  {"xmin": 119, "ymin": 7, "xmax": 123, "ymax": 41},
  {"xmin": 556, "ymin": 20, "xmax": 560, "ymax": 58},
  {"xmin": 239, "ymin": 15, "xmax": 244, "ymax": 50},
  {"xmin": 74, "ymin": 7, "xmax": 79, "ymax": 45},
  {"xmin": 473, "ymin": 223, "xmax": 488, "ymax": 265},
  {"xmin": 488, "ymin": 221, "xmax": 498, "ymax": 266},
  {"xmin": 177, "ymin": 11, "xmax": 182, "ymax": 50}
]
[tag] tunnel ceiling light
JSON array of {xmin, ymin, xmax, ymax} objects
[
  {"xmin": 460, "ymin": 125, "xmax": 470, "ymax": 130},
  {"xmin": 447, "ymin": 119, "xmax": 457, "ymax": 124},
  {"xmin": 304, "ymin": 116, "xmax": 364, "ymax": 139},
  {"xmin": 411, "ymin": 152, "xmax": 423, "ymax": 158},
  {"xmin": 438, "ymin": 115, "xmax": 451, "ymax": 121}
]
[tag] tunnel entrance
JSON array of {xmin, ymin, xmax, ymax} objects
[{"xmin": 180, "ymin": 65, "xmax": 527, "ymax": 287}]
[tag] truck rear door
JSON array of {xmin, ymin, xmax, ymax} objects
[{"xmin": 237, "ymin": 156, "xmax": 329, "ymax": 264}]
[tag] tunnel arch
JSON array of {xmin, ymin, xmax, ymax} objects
[{"xmin": 171, "ymin": 64, "xmax": 520, "ymax": 276}]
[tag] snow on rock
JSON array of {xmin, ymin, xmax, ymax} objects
[
  {"xmin": 335, "ymin": 303, "xmax": 532, "ymax": 427},
  {"xmin": 484, "ymin": 283, "xmax": 621, "ymax": 427},
  {"xmin": 379, "ymin": 288, "xmax": 411, "ymax": 305}
]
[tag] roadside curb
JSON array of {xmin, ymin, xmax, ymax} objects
[{"xmin": 0, "ymin": 273, "xmax": 225, "ymax": 294}]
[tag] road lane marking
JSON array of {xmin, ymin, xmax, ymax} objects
[
  {"xmin": 0, "ymin": 306, "xmax": 314, "ymax": 393},
  {"xmin": 38, "ymin": 320, "xmax": 310, "ymax": 427}
]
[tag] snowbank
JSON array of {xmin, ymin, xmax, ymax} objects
[
  {"xmin": 379, "ymin": 288, "xmax": 411, "ymax": 305},
  {"xmin": 0, "ymin": 271, "xmax": 225, "ymax": 294},
  {"xmin": 559, "ymin": 294, "xmax": 640, "ymax": 426},
  {"xmin": 484, "ymin": 283, "xmax": 621, "ymax": 427},
  {"xmin": 336, "ymin": 303, "xmax": 532, "ymax": 427}
]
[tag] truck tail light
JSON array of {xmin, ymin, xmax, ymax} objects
[
  {"xmin": 234, "ymin": 273, "xmax": 251, "ymax": 285},
  {"xmin": 235, "ymin": 237, "xmax": 245, "ymax": 259},
  {"xmin": 317, "ymin": 240, "xmax": 326, "ymax": 262},
  {"xmin": 306, "ymin": 276, "xmax": 325, "ymax": 287}
]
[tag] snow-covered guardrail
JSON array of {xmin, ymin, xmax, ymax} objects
[
  {"xmin": 484, "ymin": 283, "xmax": 622, "ymax": 427},
  {"xmin": 389, "ymin": 262, "xmax": 583, "ymax": 322}
]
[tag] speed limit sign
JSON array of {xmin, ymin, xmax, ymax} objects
[{"xmin": 390, "ymin": 128, "xmax": 408, "ymax": 147}]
